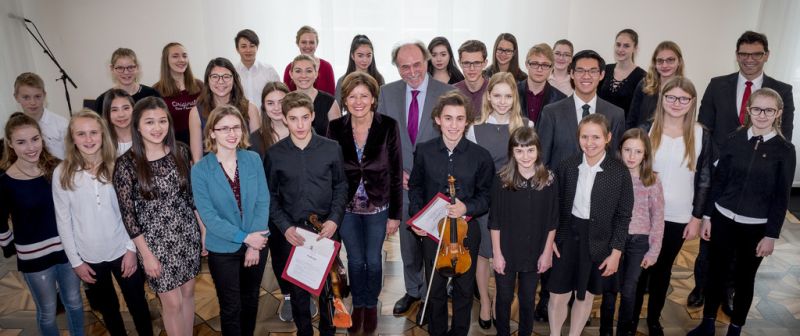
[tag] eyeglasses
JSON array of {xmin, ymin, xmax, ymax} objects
[
  {"xmin": 460, "ymin": 61, "xmax": 484, "ymax": 69},
  {"xmin": 664, "ymin": 95, "xmax": 692, "ymax": 105},
  {"xmin": 554, "ymin": 52, "xmax": 572, "ymax": 59},
  {"xmin": 213, "ymin": 125, "xmax": 243, "ymax": 134},
  {"xmin": 748, "ymin": 107, "xmax": 778, "ymax": 117},
  {"xmin": 113, "ymin": 65, "xmax": 137, "ymax": 73},
  {"xmin": 496, "ymin": 48, "xmax": 515, "ymax": 55},
  {"xmin": 572, "ymin": 68, "xmax": 601, "ymax": 77},
  {"xmin": 656, "ymin": 57, "xmax": 677, "ymax": 65},
  {"xmin": 737, "ymin": 52, "xmax": 766, "ymax": 60},
  {"xmin": 526, "ymin": 62, "xmax": 553, "ymax": 70},
  {"xmin": 209, "ymin": 74, "xmax": 234, "ymax": 83}
]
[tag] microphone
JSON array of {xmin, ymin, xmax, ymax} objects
[{"xmin": 7, "ymin": 13, "xmax": 31, "ymax": 23}]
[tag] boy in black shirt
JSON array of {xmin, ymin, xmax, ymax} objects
[
  {"xmin": 265, "ymin": 91, "xmax": 348, "ymax": 336},
  {"xmin": 408, "ymin": 91, "xmax": 494, "ymax": 336}
]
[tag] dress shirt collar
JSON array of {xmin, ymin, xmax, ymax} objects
[
  {"xmin": 235, "ymin": 60, "xmax": 261, "ymax": 72},
  {"xmin": 573, "ymin": 94, "xmax": 598, "ymax": 121},
  {"xmin": 579, "ymin": 152, "xmax": 606, "ymax": 172},
  {"xmin": 436, "ymin": 134, "xmax": 469, "ymax": 154},
  {"xmin": 288, "ymin": 133, "xmax": 323, "ymax": 151},
  {"xmin": 747, "ymin": 127, "xmax": 777, "ymax": 142},
  {"xmin": 737, "ymin": 72, "xmax": 764, "ymax": 88}
]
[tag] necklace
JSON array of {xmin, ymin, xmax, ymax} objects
[{"xmin": 14, "ymin": 163, "xmax": 42, "ymax": 178}]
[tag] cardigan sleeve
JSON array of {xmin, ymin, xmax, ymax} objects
[
  {"xmin": 644, "ymin": 178, "xmax": 665, "ymax": 262},
  {"xmin": 765, "ymin": 144, "xmax": 796, "ymax": 238}
]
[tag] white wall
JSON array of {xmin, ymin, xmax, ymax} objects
[{"xmin": 3, "ymin": 0, "xmax": 800, "ymax": 183}]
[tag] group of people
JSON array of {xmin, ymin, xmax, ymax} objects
[{"xmin": 0, "ymin": 25, "xmax": 794, "ymax": 336}]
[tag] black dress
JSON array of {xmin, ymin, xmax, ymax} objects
[
  {"xmin": 113, "ymin": 145, "xmax": 200, "ymax": 293},
  {"xmin": 312, "ymin": 91, "xmax": 336, "ymax": 136},
  {"xmin": 598, "ymin": 64, "xmax": 646, "ymax": 117}
]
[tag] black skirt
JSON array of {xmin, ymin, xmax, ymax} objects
[{"xmin": 547, "ymin": 216, "xmax": 603, "ymax": 300}]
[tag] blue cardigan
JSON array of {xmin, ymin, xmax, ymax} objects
[{"xmin": 192, "ymin": 149, "xmax": 269, "ymax": 253}]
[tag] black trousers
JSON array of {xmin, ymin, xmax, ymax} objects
[
  {"xmin": 207, "ymin": 245, "xmax": 269, "ymax": 336},
  {"xmin": 703, "ymin": 210, "xmax": 765, "ymax": 326},
  {"xmin": 421, "ymin": 222, "xmax": 480, "ymax": 336},
  {"xmin": 84, "ymin": 254, "xmax": 153, "ymax": 336},
  {"xmin": 633, "ymin": 221, "xmax": 685, "ymax": 325},
  {"xmin": 495, "ymin": 270, "xmax": 539, "ymax": 336},
  {"xmin": 267, "ymin": 221, "xmax": 292, "ymax": 294}
]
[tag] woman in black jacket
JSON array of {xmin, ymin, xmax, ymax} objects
[
  {"xmin": 326, "ymin": 71, "xmax": 403, "ymax": 334},
  {"xmin": 688, "ymin": 88, "xmax": 795, "ymax": 336}
]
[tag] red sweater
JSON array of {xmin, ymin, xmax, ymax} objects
[{"xmin": 283, "ymin": 58, "xmax": 335, "ymax": 95}]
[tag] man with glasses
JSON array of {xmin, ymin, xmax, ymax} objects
[
  {"xmin": 453, "ymin": 40, "xmax": 489, "ymax": 117},
  {"xmin": 377, "ymin": 40, "xmax": 455, "ymax": 318},
  {"xmin": 537, "ymin": 50, "xmax": 625, "ymax": 169},
  {"xmin": 691, "ymin": 30, "xmax": 794, "ymax": 315},
  {"xmin": 518, "ymin": 43, "xmax": 567, "ymax": 124}
]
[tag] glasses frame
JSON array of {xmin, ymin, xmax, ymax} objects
[
  {"xmin": 663, "ymin": 94, "xmax": 693, "ymax": 105},
  {"xmin": 748, "ymin": 107, "xmax": 778, "ymax": 117},
  {"xmin": 526, "ymin": 62, "xmax": 553, "ymax": 70},
  {"xmin": 209, "ymin": 74, "xmax": 234, "ymax": 83},
  {"xmin": 213, "ymin": 125, "xmax": 244, "ymax": 134},
  {"xmin": 736, "ymin": 52, "xmax": 767, "ymax": 60},
  {"xmin": 113, "ymin": 65, "xmax": 138, "ymax": 73}
]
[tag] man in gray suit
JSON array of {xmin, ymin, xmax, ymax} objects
[
  {"xmin": 537, "ymin": 50, "xmax": 624, "ymax": 169},
  {"xmin": 377, "ymin": 40, "xmax": 455, "ymax": 315}
]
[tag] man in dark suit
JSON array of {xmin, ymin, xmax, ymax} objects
[
  {"xmin": 698, "ymin": 30, "xmax": 794, "ymax": 148},
  {"xmin": 376, "ymin": 40, "xmax": 455, "ymax": 316},
  {"xmin": 690, "ymin": 30, "xmax": 795, "ymax": 312},
  {"xmin": 537, "ymin": 50, "xmax": 625, "ymax": 169},
  {"xmin": 518, "ymin": 43, "xmax": 567, "ymax": 125}
]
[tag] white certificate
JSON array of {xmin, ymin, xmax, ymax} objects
[
  {"xmin": 407, "ymin": 193, "xmax": 471, "ymax": 243},
  {"xmin": 282, "ymin": 228, "xmax": 340, "ymax": 296}
]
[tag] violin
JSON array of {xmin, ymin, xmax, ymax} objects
[
  {"xmin": 308, "ymin": 214, "xmax": 352, "ymax": 329},
  {"xmin": 434, "ymin": 175, "xmax": 471, "ymax": 277}
]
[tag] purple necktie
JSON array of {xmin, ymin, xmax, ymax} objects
[{"xmin": 408, "ymin": 90, "xmax": 420, "ymax": 145}]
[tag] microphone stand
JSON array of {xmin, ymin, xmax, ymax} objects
[{"xmin": 20, "ymin": 18, "xmax": 78, "ymax": 115}]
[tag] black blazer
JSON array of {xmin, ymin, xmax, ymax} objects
[
  {"xmin": 555, "ymin": 154, "xmax": 633, "ymax": 262},
  {"xmin": 627, "ymin": 79, "xmax": 658, "ymax": 130},
  {"xmin": 516, "ymin": 80, "xmax": 567, "ymax": 124},
  {"xmin": 698, "ymin": 72, "xmax": 795, "ymax": 147},
  {"xmin": 326, "ymin": 113, "xmax": 404, "ymax": 220}
]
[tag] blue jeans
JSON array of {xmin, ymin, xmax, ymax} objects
[
  {"xmin": 22, "ymin": 262, "xmax": 85, "ymax": 336},
  {"xmin": 339, "ymin": 210, "xmax": 388, "ymax": 307}
]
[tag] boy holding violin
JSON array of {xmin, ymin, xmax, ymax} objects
[
  {"xmin": 264, "ymin": 92, "xmax": 348, "ymax": 336},
  {"xmin": 408, "ymin": 91, "xmax": 494, "ymax": 336}
]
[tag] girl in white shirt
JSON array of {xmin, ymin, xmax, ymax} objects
[{"xmin": 53, "ymin": 110, "xmax": 153, "ymax": 336}]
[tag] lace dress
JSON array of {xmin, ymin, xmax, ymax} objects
[{"xmin": 113, "ymin": 146, "xmax": 201, "ymax": 293}]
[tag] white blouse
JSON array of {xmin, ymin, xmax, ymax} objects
[{"xmin": 651, "ymin": 123, "xmax": 703, "ymax": 223}]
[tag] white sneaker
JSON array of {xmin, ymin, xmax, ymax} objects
[{"xmin": 279, "ymin": 296, "xmax": 293, "ymax": 322}]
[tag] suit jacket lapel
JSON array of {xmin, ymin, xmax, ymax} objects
[
  {"xmin": 564, "ymin": 96, "xmax": 580, "ymax": 151},
  {"xmin": 722, "ymin": 73, "xmax": 738, "ymax": 117},
  {"xmin": 418, "ymin": 81, "xmax": 438, "ymax": 143}
]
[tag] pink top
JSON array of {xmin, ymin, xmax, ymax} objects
[
  {"xmin": 630, "ymin": 175, "xmax": 665, "ymax": 263},
  {"xmin": 283, "ymin": 58, "xmax": 336, "ymax": 95}
]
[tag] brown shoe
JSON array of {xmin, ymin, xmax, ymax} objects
[
  {"xmin": 363, "ymin": 307, "xmax": 378, "ymax": 334},
  {"xmin": 348, "ymin": 307, "xmax": 364, "ymax": 333}
]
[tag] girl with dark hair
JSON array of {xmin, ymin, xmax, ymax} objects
[
  {"xmin": 250, "ymin": 81, "xmax": 290, "ymax": 159},
  {"xmin": 484, "ymin": 33, "xmax": 527, "ymax": 82},
  {"xmin": 598, "ymin": 29, "xmax": 647, "ymax": 117},
  {"xmin": 600, "ymin": 128, "xmax": 664, "ymax": 336},
  {"xmin": 688, "ymin": 88, "xmax": 795, "ymax": 336},
  {"xmin": 290, "ymin": 54, "xmax": 341, "ymax": 135},
  {"xmin": 101, "ymin": 88, "xmax": 135, "ymax": 155},
  {"xmin": 0, "ymin": 112, "xmax": 85, "ymax": 336},
  {"xmin": 113, "ymin": 96, "xmax": 202, "ymax": 336},
  {"xmin": 53, "ymin": 110, "xmax": 153, "ymax": 336},
  {"xmin": 153, "ymin": 42, "xmax": 204, "ymax": 145},
  {"xmin": 95, "ymin": 48, "xmax": 161, "ymax": 113},
  {"xmin": 427, "ymin": 36, "xmax": 465, "ymax": 85},
  {"xmin": 189, "ymin": 57, "xmax": 261, "ymax": 162},
  {"xmin": 335, "ymin": 34, "xmax": 385, "ymax": 104},
  {"xmin": 490, "ymin": 126, "xmax": 558, "ymax": 336}
]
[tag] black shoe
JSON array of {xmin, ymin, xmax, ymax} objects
[
  {"xmin": 478, "ymin": 316, "xmax": 492, "ymax": 330},
  {"xmin": 687, "ymin": 317, "xmax": 716, "ymax": 336},
  {"xmin": 688, "ymin": 287, "xmax": 705, "ymax": 307},
  {"xmin": 534, "ymin": 301, "xmax": 549, "ymax": 322},
  {"xmin": 647, "ymin": 321, "xmax": 664, "ymax": 336},
  {"xmin": 415, "ymin": 304, "xmax": 429, "ymax": 326},
  {"xmin": 393, "ymin": 294, "xmax": 420, "ymax": 315}
]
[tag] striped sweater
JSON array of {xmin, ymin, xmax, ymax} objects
[{"xmin": 0, "ymin": 174, "xmax": 68, "ymax": 273}]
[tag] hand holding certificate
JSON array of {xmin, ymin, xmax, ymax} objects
[
  {"xmin": 281, "ymin": 228, "xmax": 340, "ymax": 296},
  {"xmin": 407, "ymin": 192, "xmax": 471, "ymax": 243}
]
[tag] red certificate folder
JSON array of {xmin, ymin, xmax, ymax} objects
[{"xmin": 281, "ymin": 229, "xmax": 341, "ymax": 297}]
